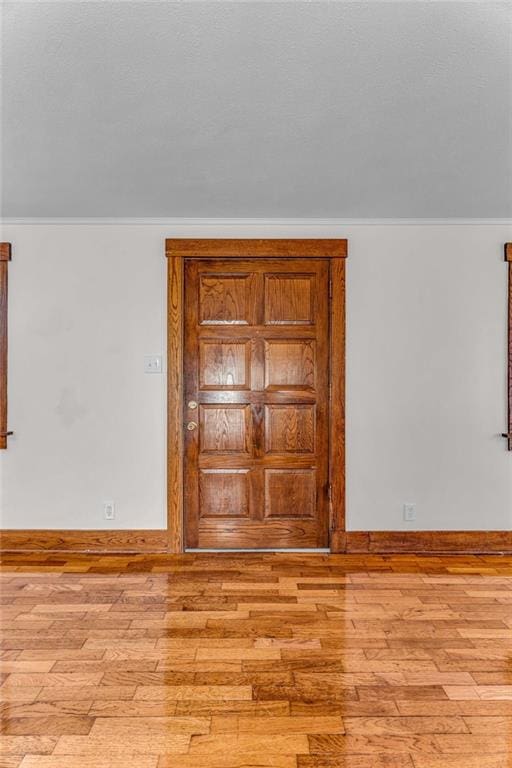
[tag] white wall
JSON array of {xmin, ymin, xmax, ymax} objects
[{"xmin": 0, "ymin": 223, "xmax": 510, "ymax": 531}]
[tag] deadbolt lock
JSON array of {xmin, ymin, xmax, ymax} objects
[
  {"xmin": 188, "ymin": 400, "xmax": 198, "ymax": 410},
  {"xmin": 186, "ymin": 421, "xmax": 198, "ymax": 431}
]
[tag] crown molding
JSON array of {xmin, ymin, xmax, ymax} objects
[{"xmin": 1, "ymin": 217, "xmax": 512, "ymax": 227}]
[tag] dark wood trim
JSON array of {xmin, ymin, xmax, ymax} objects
[
  {"xmin": 505, "ymin": 243, "xmax": 512, "ymax": 451},
  {"xmin": 166, "ymin": 238, "xmax": 348, "ymax": 552},
  {"xmin": 4, "ymin": 529, "xmax": 511, "ymax": 555},
  {"xmin": 0, "ymin": 530, "xmax": 168, "ymax": 553},
  {"xmin": 344, "ymin": 531, "xmax": 512, "ymax": 554},
  {"xmin": 166, "ymin": 239, "xmax": 348, "ymax": 259},
  {"xmin": 0, "ymin": 243, "xmax": 11, "ymax": 450},
  {"xmin": 167, "ymin": 253, "xmax": 184, "ymax": 553},
  {"xmin": 329, "ymin": 258, "xmax": 346, "ymax": 552}
]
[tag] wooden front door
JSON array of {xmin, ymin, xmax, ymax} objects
[{"xmin": 183, "ymin": 257, "xmax": 331, "ymax": 549}]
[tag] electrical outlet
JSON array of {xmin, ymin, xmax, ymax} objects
[
  {"xmin": 403, "ymin": 503, "xmax": 416, "ymax": 522},
  {"xmin": 103, "ymin": 501, "xmax": 115, "ymax": 521}
]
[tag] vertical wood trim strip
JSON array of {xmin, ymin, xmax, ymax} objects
[
  {"xmin": 0, "ymin": 243, "xmax": 12, "ymax": 450},
  {"xmin": 329, "ymin": 256, "xmax": 346, "ymax": 551},
  {"xmin": 167, "ymin": 253, "xmax": 184, "ymax": 552},
  {"xmin": 506, "ymin": 243, "xmax": 512, "ymax": 451}
]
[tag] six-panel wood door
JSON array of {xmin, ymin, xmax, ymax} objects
[{"xmin": 183, "ymin": 258, "xmax": 330, "ymax": 549}]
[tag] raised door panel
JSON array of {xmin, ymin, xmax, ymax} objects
[
  {"xmin": 264, "ymin": 469, "xmax": 316, "ymax": 518},
  {"xmin": 199, "ymin": 405, "xmax": 251, "ymax": 454},
  {"xmin": 264, "ymin": 274, "xmax": 314, "ymax": 325},
  {"xmin": 199, "ymin": 470, "xmax": 250, "ymax": 518},
  {"xmin": 264, "ymin": 340, "xmax": 316, "ymax": 390},
  {"xmin": 199, "ymin": 341, "xmax": 250, "ymax": 390},
  {"xmin": 265, "ymin": 405, "xmax": 315, "ymax": 453},
  {"xmin": 199, "ymin": 274, "xmax": 251, "ymax": 325}
]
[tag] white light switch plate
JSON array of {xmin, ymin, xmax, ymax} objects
[{"xmin": 144, "ymin": 355, "xmax": 162, "ymax": 374}]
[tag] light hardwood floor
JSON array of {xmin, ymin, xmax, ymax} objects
[{"xmin": 1, "ymin": 551, "xmax": 512, "ymax": 767}]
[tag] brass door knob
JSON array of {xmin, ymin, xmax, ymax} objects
[
  {"xmin": 187, "ymin": 421, "xmax": 198, "ymax": 431},
  {"xmin": 188, "ymin": 400, "xmax": 198, "ymax": 410}
]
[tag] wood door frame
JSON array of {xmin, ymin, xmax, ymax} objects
[
  {"xmin": 166, "ymin": 238, "xmax": 348, "ymax": 553},
  {"xmin": 0, "ymin": 243, "xmax": 12, "ymax": 450},
  {"xmin": 504, "ymin": 243, "xmax": 512, "ymax": 451}
]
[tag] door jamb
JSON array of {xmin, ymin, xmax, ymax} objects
[{"xmin": 165, "ymin": 238, "xmax": 348, "ymax": 553}]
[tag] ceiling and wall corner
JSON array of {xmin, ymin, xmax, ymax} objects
[{"xmin": 1, "ymin": 0, "xmax": 511, "ymax": 220}]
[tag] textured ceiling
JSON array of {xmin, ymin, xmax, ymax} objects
[{"xmin": 2, "ymin": 1, "xmax": 511, "ymax": 218}]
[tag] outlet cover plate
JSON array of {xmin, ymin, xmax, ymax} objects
[{"xmin": 103, "ymin": 502, "xmax": 115, "ymax": 521}]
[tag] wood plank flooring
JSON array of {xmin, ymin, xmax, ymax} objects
[{"xmin": 1, "ymin": 552, "xmax": 512, "ymax": 767}]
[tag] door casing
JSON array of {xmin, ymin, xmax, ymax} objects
[{"xmin": 166, "ymin": 238, "xmax": 347, "ymax": 553}]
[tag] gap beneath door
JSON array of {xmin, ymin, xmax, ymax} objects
[{"xmin": 185, "ymin": 548, "xmax": 331, "ymax": 553}]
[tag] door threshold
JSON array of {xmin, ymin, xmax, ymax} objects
[{"xmin": 185, "ymin": 548, "xmax": 330, "ymax": 553}]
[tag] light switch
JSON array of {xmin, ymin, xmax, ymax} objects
[{"xmin": 144, "ymin": 355, "xmax": 163, "ymax": 374}]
